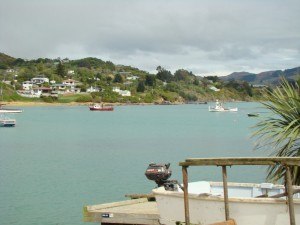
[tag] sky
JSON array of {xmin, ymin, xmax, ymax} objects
[{"xmin": 0, "ymin": 0, "xmax": 300, "ymax": 76}]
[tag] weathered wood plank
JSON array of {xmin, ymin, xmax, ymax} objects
[{"xmin": 179, "ymin": 157, "xmax": 300, "ymax": 166}]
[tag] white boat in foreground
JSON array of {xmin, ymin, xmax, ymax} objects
[
  {"xmin": 153, "ymin": 181, "xmax": 300, "ymax": 225},
  {"xmin": 209, "ymin": 100, "xmax": 238, "ymax": 112}
]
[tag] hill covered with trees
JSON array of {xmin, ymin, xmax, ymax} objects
[{"xmin": 0, "ymin": 52, "xmax": 294, "ymax": 104}]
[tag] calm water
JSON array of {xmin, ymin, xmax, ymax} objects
[{"xmin": 0, "ymin": 102, "xmax": 268, "ymax": 225}]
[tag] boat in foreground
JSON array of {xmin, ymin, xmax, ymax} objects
[
  {"xmin": 89, "ymin": 104, "xmax": 114, "ymax": 111},
  {"xmin": 148, "ymin": 158, "xmax": 300, "ymax": 225},
  {"xmin": 209, "ymin": 100, "xmax": 238, "ymax": 112},
  {"xmin": 153, "ymin": 181, "xmax": 300, "ymax": 225}
]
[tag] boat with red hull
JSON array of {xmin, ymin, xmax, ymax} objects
[{"xmin": 89, "ymin": 104, "xmax": 114, "ymax": 111}]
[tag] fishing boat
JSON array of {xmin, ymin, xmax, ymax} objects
[
  {"xmin": 0, "ymin": 114, "xmax": 16, "ymax": 127},
  {"xmin": 89, "ymin": 104, "xmax": 114, "ymax": 111},
  {"xmin": 209, "ymin": 100, "xmax": 238, "ymax": 112},
  {"xmin": 147, "ymin": 158, "xmax": 300, "ymax": 225}
]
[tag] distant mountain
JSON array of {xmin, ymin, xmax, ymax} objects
[{"xmin": 221, "ymin": 67, "xmax": 300, "ymax": 85}]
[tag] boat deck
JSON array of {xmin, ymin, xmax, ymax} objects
[{"xmin": 83, "ymin": 198, "xmax": 160, "ymax": 225}]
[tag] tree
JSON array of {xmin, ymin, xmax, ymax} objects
[
  {"xmin": 174, "ymin": 69, "xmax": 192, "ymax": 81},
  {"xmin": 253, "ymin": 78, "xmax": 300, "ymax": 184},
  {"xmin": 56, "ymin": 62, "xmax": 66, "ymax": 77},
  {"xmin": 113, "ymin": 74, "xmax": 123, "ymax": 83},
  {"xmin": 145, "ymin": 75, "xmax": 156, "ymax": 87},
  {"xmin": 137, "ymin": 81, "xmax": 145, "ymax": 92},
  {"xmin": 156, "ymin": 67, "xmax": 173, "ymax": 83}
]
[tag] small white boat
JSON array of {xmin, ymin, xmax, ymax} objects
[
  {"xmin": 153, "ymin": 181, "xmax": 300, "ymax": 225},
  {"xmin": 89, "ymin": 104, "xmax": 114, "ymax": 111},
  {"xmin": 209, "ymin": 100, "xmax": 238, "ymax": 112},
  {"xmin": 0, "ymin": 104, "xmax": 22, "ymax": 113},
  {"xmin": 0, "ymin": 114, "xmax": 16, "ymax": 127}
]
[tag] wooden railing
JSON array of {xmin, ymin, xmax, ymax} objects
[{"xmin": 179, "ymin": 157, "xmax": 300, "ymax": 225}]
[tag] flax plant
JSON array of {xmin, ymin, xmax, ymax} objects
[{"xmin": 253, "ymin": 78, "xmax": 300, "ymax": 185}]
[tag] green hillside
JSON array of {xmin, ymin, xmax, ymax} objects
[{"xmin": 0, "ymin": 53, "xmax": 275, "ymax": 104}]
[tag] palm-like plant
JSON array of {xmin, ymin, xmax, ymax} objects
[{"xmin": 253, "ymin": 78, "xmax": 300, "ymax": 185}]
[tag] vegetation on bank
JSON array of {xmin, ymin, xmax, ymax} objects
[
  {"xmin": 253, "ymin": 78, "xmax": 300, "ymax": 185},
  {"xmin": 0, "ymin": 52, "xmax": 297, "ymax": 104}
]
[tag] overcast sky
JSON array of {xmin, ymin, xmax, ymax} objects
[{"xmin": 0, "ymin": 0, "xmax": 299, "ymax": 76}]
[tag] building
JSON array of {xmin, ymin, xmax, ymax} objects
[
  {"xmin": 112, "ymin": 87, "xmax": 131, "ymax": 96},
  {"xmin": 31, "ymin": 77, "xmax": 49, "ymax": 85},
  {"xmin": 87, "ymin": 86, "xmax": 100, "ymax": 93},
  {"xmin": 126, "ymin": 75, "xmax": 139, "ymax": 81},
  {"xmin": 22, "ymin": 81, "xmax": 33, "ymax": 90}
]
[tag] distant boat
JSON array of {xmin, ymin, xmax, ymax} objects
[
  {"xmin": 0, "ymin": 103, "xmax": 22, "ymax": 113},
  {"xmin": 209, "ymin": 100, "xmax": 238, "ymax": 112},
  {"xmin": 0, "ymin": 114, "xmax": 16, "ymax": 127},
  {"xmin": 247, "ymin": 113, "xmax": 259, "ymax": 117},
  {"xmin": 89, "ymin": 104, "xmax": 114, "ymax": 111}
]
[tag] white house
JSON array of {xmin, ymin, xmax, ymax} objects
[
  {"xmin": 31, "ymin": 77, "xmax": 49, "ymax": 85},
  {"xmin": 63, "ymin": 79, "xmax": 77, "ymax": 86},
  {"xmin": 112, "ymin": 87, "xmax": 121, "ymax": 92},
  {"xmin": 22, "ymin": 81, "xmax": 33, "ymax": 90},
  {"xmin": 119, "ymin": 90, "xmax": 131, "ymax": 97},
  {"xmin": 87, "ymin": 86, "xmax": 100, "ymax": 93},
  {"xmin": 67, "ymin": 70, "xmax": 75, "ymax": 75},
  {"xmin": 6, "ymin": 69, "xmax": 15, "ymax": 73},
  {"xmin": 126, "ymin": 75, "xmax": 139, "ymax": 81},
  {"xmin": 112, "ymin": 87, "xmax": 131, "ymax": 96}
]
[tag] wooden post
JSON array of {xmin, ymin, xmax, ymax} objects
[
  {"xmin": 285, "ymin": 166, "xmax": 296, "ymax": 225},
  {"xmin": 222, "ymin": 166, "xmax": 230, "ymax": 221},
  {"xmin": 182, "ymin": 166, "xmax": 190, "ymax": 225}
]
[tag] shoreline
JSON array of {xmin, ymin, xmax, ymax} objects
[{"xmin": 2, "ymin": 100, "xmax": 251, "ymax": 107}]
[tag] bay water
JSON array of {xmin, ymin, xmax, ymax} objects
[{"xmin": 0, "ymin": 102, "xmax": 269, "ymax": 225}]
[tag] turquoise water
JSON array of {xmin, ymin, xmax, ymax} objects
[{"xmin": 0, "ymin": 103, "xmax": 268, "ymax": 225}]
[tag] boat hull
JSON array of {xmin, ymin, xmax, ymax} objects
[
  {"xmin": 209, "ymin": 107, "xmax": 238, "ymax": 112},
  {"xmin": 89, "ymin": 107, "xmax": 114, "ymax": 111},
  {"xmin": 0, "ymin": 120, "xmax": 16, "ymax": 127},
  {"xmin": 0, "ymin": 109, "xmax": 23, "ymax": 113},
  {"xmin": 153, "ymin": 182, "xmax": 300, "ymax": 225}
]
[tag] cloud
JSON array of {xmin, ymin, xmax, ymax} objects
[{"xmin": 0, "ymin": 0, "xmax": 299, "ymax": 75}]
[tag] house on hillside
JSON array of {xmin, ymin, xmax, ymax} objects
[
  {"xmin": 112, "ymin": 87, "xmax": 131, "ymax": 96},
  {"xmin": 22, "ymin": 81, "xmax": 33, "ymax": 90},
  {"xmin": 6, "ymin": 69, "xmax": 15, "ymax": 73},
  {"xmin": 87, "ymin": 86, "xmax": 100, "ymax": 93},
  {"xmin": 126, "ymin": 75, "xmax": 139, "ymax": 81},
  {"xmin": 31, "ymin": 76, "xmax": 49, "ymax": 85}
]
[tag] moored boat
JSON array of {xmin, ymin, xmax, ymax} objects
[
  {"xmin": 247, "ymin": 113, "xmax": 259, "ymax": 117},
  {"xmin": 0, "ymin": 114, "xmax": 16, "ymax": 127},
  {"xmin": 0, "ymin": 104, "xmax": 23, "ymax": 113},
  {"xmin": 89, "ymin": 104, "xmax": 114, "ymax": 111},
  {"xmin": 153, "ymin": 181, "xmax": 300, "ymax": 225},
  {"xmin": 209, "ymin": 100, "xmax": 238, "ymax": 112},
  {"xmin": 148, "ymin": 158, "xmax": 300, "ymax": 225}
]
